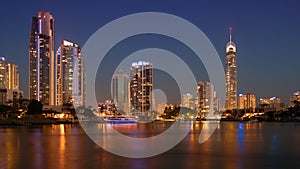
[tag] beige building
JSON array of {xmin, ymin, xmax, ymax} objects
[
  {"xmin": 0, "ymin": 57, "xmax": 21, "ymax": 105},
  {"xmin": 0, "ymin": 57, "xmax": 19, "ymax": 90},
  {"xmin": 182, "ymin": 93, "xmax": 195, "ymax": 110},
  {"xmin": 238, "ymin": 93, "xmax": 256, "ymax": 111}
]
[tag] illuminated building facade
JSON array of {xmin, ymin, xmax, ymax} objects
[
  {"xmin": 238, "ymin": 93, "xmax": 256, "ymax": 111},
  {"xmin": 112, "ymin": 69, "xmax": 129, "ymax": 113},
  {"xmin": 290, "ymin": 91, "xmax": 300, "ymax": 106},
  {"xmin": 182, "ymin": 93, "xmax": 196, "ymax": 110},
  {"xmin": 56, "ymin": 40, "xmax": 85, "ymax": 107},
  {"xmin": 197, "ymin": 81, "xmax": 219, "ymax": 117},
  {"xmin": 225, "ymin": 27, "xmax": 238, "ymax": 110},
  {"xmin": 130, "ymin": 61, "xmax": 153, "ymax": 119},
  {"xmin": 98, "ymin": 100, "xmax": 118, "ymax": 116},
  {"xmin": 259, "ymin": 96, "xmax": 283, "ymax": 111},
  {"xmin": 0, "ymin": 57, "xmax": 19, "ymax": 90},
  {"xmin": 29, "ymin": 11, "xmax": 55, "ymax": 106},
  {"xmin": 0, "ymin": 57, "xmax": 21, "ymax": 105},
  {"xmin": 259, "ymin": 96, "xmax": 281, "ymax": 105}
]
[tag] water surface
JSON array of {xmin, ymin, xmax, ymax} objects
[{"xmin": 1, "ymin": 122, "xmax": 300, "ymax": 169}]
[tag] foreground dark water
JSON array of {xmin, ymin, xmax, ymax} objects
[{"xmin": 1, "ymin": 122, "xmax": 300, "ymax": 169}]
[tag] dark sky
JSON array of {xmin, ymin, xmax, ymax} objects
[{"xmin": 0, "ymin": 0, "xmax": 299, "ymax": 104}]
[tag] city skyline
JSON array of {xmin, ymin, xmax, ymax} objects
[{"xmin": 0, "ymin": 1, "xmax": 300, "ymax": 104}]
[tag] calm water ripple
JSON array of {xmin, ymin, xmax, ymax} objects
[{"xmin": 0, "ymin": 122, "xmax": 300, "ymax": 169}]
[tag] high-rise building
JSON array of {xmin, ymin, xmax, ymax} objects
[
  {"xmin": 28, "ymin": 11, "xmax": 55, "ymax": 106},
  {"xmin": 238, "ymin": 93, "xmax": 256, "ymax": 111},
  {"xmin": 225, "ymin": 27, "xmax": 237, "ymax": 110},
  {"xmin": 56, "ymin": 40, "xmax": 85, "ymax": 107},
  {"xmin": 290, "ymin": 91, "xmax": 300, "ymax": 106},
  {"xmin": 0, "ymin": 57, "xmax": 19, "ymax": 90},
  {"xmin": 182, "ymin": 93, "xmax": 195, "ymax": 110},
  {"xmin": 197, "ymin": 81, "xmax": 219, "ymax": 117},
  {"xmin": 112, "ymin": 69, "xmax": 129, "ymax": 113},
  {"xmin": 0, "ymin": 57, "xmax": 21, "ymax": 105},
  {"xmin": 130, "ymin": 61, "xmax": 153, "ymax": 119}
]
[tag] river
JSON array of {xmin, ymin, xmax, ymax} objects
[{"xmin": 1, "ymin": 121, "xmax": 300, "ymax": 169}]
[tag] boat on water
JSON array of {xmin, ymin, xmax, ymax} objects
[{"xmin": 104, "ymin": 116, "xmax": 138, "ymax": 124}]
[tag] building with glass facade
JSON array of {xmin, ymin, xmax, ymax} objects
[
  {"xmin": 112, "ymin": 69, "xmax": 129, "ymax": 114},
  {"xmin": 130, "ymin": 61, "xmax": 153, "ymax": 120},
  {"xmin": 56, "ymin": 40, "xmax": 85, "ymax": 107},
  {"xmin": 28, "ymin": 11, "xmax": 55, "ymax": 106},
  {"xmin": 197, "ymin": 81, "xmax": 219, "ymax": 117}
]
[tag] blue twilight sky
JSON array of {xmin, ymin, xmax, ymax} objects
[{"xmin": 0, "ymin": 0, "xmax": 299, "ymax": 104}]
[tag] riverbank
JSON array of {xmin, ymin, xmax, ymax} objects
[{"xmin": 0, "ymin": 118, "xmax": 78, "ymax": 126}]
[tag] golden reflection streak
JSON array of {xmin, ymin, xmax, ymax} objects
[
  {"xmin": 5, "ymin": 128, "xmax": 20, "ymax": 169},
  {"xmin": 58, "ymin": 124, "xmax": 66, "ymax": 169}
]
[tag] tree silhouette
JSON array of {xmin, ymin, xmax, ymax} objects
[{"xmin": 27, "ymin": 99, "xmax": 43, "ymax": 114}]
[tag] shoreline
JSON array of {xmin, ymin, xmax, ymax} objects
[
  {"xmin": 1, "ymin": 118, "xmax": 300, "ymax": 126},
  {"xmin": 0, "ymin": 118, "xmax": 78, "ymax": 126}
]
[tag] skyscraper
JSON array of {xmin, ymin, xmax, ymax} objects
[
  {"xmin": 130, "ymin": 61, "xmax": 153, "ymax": 119},
  {"xmin": 225, "ymin": 27, "xmax": 237, "ymax": 110},
  {"xmin": 28, "ymin": 11, "xmax": 55, "ymax": 106},
  {"xmin": 197, "ymin": 81, "xmax": 219, "ymax": 117},
  {"xmin": 112, "ymin": 69, "xmax": 129, "ymax": 113},
  {"xmin": 181, "ymin": 93, "xmax": 195, "ymax": 110},
  {"xmin": 56, "ymin": 40, "xmax": 86, "ymax": 107}
]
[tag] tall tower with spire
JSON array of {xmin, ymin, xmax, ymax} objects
[{"xmin": 225, "ymin": 27, "xmax": 237, "ymax": 110}]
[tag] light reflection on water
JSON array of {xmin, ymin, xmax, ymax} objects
[{"xmin": 0, "ymin": 122, "xmax": 300, "ymax": 169}]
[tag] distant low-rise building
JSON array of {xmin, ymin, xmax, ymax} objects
[
  {"xmin": 258, "ymin": 96, "xmax": 285, "ymax": 112},
  {"xmin": 290, "ymin": 91, "xmax": 300, "ymax": 106},
  {"xmin": 98, "ymin": 100, "xmax": 118, "ymax": 116},
  {"xmin": 0, "ymin": 89, "xmax": 23, "ymax": 107},
  {"xmin": 238, "ymin": 93, "xmax": 256, "ymax": 111}
]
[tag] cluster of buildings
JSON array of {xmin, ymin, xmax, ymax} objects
[
  {"xmin": 0, "ymin": 57, "xmax": 23, "ymax": 108},
  {"xmin": 178, "ymin": 82, "xmax": 219, "ymax": 118},
  {"xmin": 1, "ymin": 12, "xmax": 86, "ymax": 115},
  {"xmin": 28, "ymin": 12, "xmax": 85, "ymax": 110},
  {"xmin": 1, "ymin": 11, "xmax": 300, "ymax": 120},
  {"xmin": 98, "ymin": 61, "xmax": 154, "ymax": 120},
  {"xmin": 221, "ymin": 27, "xmax": 300, "ymax": 115}
]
